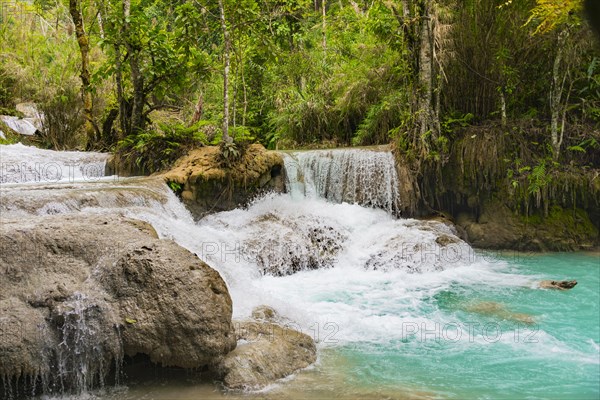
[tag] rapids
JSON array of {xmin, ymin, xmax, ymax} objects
[{"xmin": 0, "ymin": 144, "xmax": 598, "ymax": 399}]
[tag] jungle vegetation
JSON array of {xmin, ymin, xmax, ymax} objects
[{"xmin": 0, "ymin": 0, "xmax": 598, "ymax": 173}]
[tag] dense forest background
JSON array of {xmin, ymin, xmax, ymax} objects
[{"xmin": 0, "ymin": 0, "xmax": 599, "ymax": 171}]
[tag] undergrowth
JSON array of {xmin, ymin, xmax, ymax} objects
[{"xmin": 116, "ymin": 123, "xmax": 209, "ymax": 173}]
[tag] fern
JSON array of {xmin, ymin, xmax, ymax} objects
[{"xmin": 527, "ymin": 161, "xmax": 551, "ymax": 197}]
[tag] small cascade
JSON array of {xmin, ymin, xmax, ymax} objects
[
  {"xmin": 0, "ymin": 143, "xmax": 110, "ymax": 184},
  {"xmin": 0, "ymin": 177, "xmax": 192, "ymax": 220},
  {"xmin": 281, "ymin": 148, "xmax": 400, "ymax": 214},
  {"xmin": 0, "ymin": 293, "xmax": 123, "ymax": 399},
  {"xmin": 53, "ymin": 293, "xmax": 123, "ymax": 395}
]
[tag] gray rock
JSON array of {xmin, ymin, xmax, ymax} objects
[
  {"xmin": 0, "ymin": 214, "xmax": 236, "ymax": 393},
  {"xmin": 216, "ymin": 320, "xmax": 317, "ymax": 390}
]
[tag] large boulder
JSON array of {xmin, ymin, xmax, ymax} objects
[
  {"xmin": 215, "ymin": 307, "xmax": 317, "ymax": 390},
  {"xmin": 161, "ymin": 144, "xmax": 285, "ymax": 218},
  {"xmin": 0, "ymin": 214, "xmax": 236, "ymax": 394}
]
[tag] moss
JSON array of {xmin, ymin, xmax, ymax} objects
[
  {"xmin": 160, "ymin": 144, "xmax": 285, "ymax": 218},
  {"xmin": 521, "ymin": 213, "xmax": 542, "ymax": 225},
  {"xmin": 546, "ymin": 206, "xmax": 597, "ymax": 236},
  {"xmin": 0, "ymin": 108, "xmax": 24, "ymax": 118},
  {"xmin": 401, "ymin": 122, "xmax": 600, "ymax": 250}
]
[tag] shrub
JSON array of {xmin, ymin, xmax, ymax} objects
[{"xmin": 116, "ymin": 123, "xmax": 208, "ymax": 173}]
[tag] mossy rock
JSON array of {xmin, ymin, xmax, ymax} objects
[
  {"xmin": 160, "ymin": 144, "xmax": 285, "ymax": 218},
  {"xmin": 457, "ymin": 198, "xmax": 598, "ymax": 251}
]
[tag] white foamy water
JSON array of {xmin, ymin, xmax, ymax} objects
[
  {"xmin": 0, "ymin": 143, "xmax": 110, "ymax": 184},
  {"xmin": 282, "ymin": 148, "xmax": 400, "ymax": 214},
  {"xmin": 0, "ymin": 144, "xmax": 536, "ymax": 345},
  {"xmin": 2, "ymin": 144, "xmax": 597, "ymax": 399}
]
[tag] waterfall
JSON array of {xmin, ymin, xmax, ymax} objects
[
  {"xmin": 54, "ymin": 293, "xmax": 123, "ymax": 395},
  {"xmin": 0, "ymin": 143, "xmax": 110, "ymax": 184},
  {"xmin": 0, "ymin": 146, "xmax": 595, "ymax": 400},
  {"xmin": 0, "ymin": 143, "xmax": 475, "ymax": 398},
  {"xmin": 281, "ymin": 148, "xmax": 400, "ymax": 214}
]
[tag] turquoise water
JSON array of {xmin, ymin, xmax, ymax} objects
[
  {"xmin": 127, "ymin": 190, "xmax": 600, "ymax": 400},
  {"xmin": 316, "ymin": 252, "xmax": 600, "ymax": 399},
  {"xmin": 5, "ymin": 145, "xmax": 597, "ymax": 400}
]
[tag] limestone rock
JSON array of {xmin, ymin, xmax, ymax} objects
[
  {"xmin": 539, "ymin": 280, "xmax": 578, "ymax": 290},
  {"xmin": 216, "ymin": 320, "xmax": 317, "ymax": 390},
  {"xmin": 251, "ymin": 305, "xmax": 278, "ymax": 322},
  {"xmin": 463, "ymin": 301, "xmax": 535, "ymax": 325},
  {"xmin": 456, "ymin": 201, "xmax": 598, "ymax": 251},
  {"xmin": 0, "ymin": 214, "xmax": 236, "ymax": 393},
  {"xmin": 15, "ymin": 102, "xmax": 44, "ymax": 131},
  {"xmin": 161, "ymin": 144, "xmax": 285, "ymax": 218}
]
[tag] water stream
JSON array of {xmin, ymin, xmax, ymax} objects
[{"xmin": 0, "ymin": 144, "xmax": 598, "ymax": 399}]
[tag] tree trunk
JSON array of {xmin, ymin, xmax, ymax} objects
[
  {"xmin": 121, "ymin": 0, "xmax": 145, "ymax": 134},
  {"xmin": 69, "ymin": 0, "xmax": 98, "ymax": 149},
  {"xmin": 500, "ymin": 90, "xmax": 507, "ymax": 126},
  {"xmin": 114, "ymin": 0, "xmax": 131, "ymax": 137},
  {"xmin": 128, "ymin": 52, "xmax": 145, "ymax": 133},
  {"xmin": 95, "ymin": 0, "xmax": 105, "ymax": 39},
  {"xmin": 219, "ymin": 0, "xmax": 232, "ymax": 143},
  {"xmin": 114, "ymin": 43, "xmax": 127, "ymax": 137},
  {"xmin": 191, "ymin": 92, "xmax": 204, "ymax": 125},
  {"xmin": 416, "ymin": 0, "xmax": 436, "ymax": 139},
  {"xmin": 550, "ymin": 29, "xmax": 569, "ymax": 158},
  {"xmin": 242, "ymin": 63, "xmax": 248, "ymax": 127}
]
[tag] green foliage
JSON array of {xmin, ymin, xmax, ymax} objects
[
  {"xmin": 116, "ymin": 122, "xmax": 208, "ymax": 173},
  {"xmin": 219, "ymin": 140, "xmax": 241, "ymax": 168},
  {"xmin": 96, "ymin": 0, "xmax": 211, "ymax": 136},
  {"xmin": 567, "ymin": 137, "xmax": 599, "ymax": 153},
  {"xmin": 264, "ymin": 3, "xmax": 410, "ymax": 147},
  {"xmin": 38, "ymin": 86, "xmax": 85, "ymax": 149},
  {"xmin": 525, "ymin": 0, "xmax": 583, "ymax": 34},
  {"xmin": 167, "ymin": 180, "xmax": 183, "ymax": 194},
  {"xmin": 1, "ymin": 0, "xmax": 598, "ymax": 170},
  {"xmin": 527, "ymin": 161, "xmax": 551, "ymax": 196},
  {"xmin": 0, "ymin": 66, "xmax": 17, "ymax": 108},
  {"xmin": 0, "ymin": 1, "xmax": 89, "ymax": 149},
  {"xmin": 0, "ymin": 120, "xmax": 20, "ymax": 145},
  {"xmin": 441, "ymin": 113, "xmax": 474, "ymax": 135}
]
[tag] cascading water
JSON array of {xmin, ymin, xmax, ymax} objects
[
  {"xmin": 282, "ymin": 148, "xmax": 400, "ymax": 214},
  {"xmin": 0, "ymin": 144, "xmax": 598, "ymax": 399},
  {"xmin": 54, "ymin": 293, "xmax": 122, "ymax": 395},
  {"xmin": 0, "ymin": 143, "xmax": 110, "ymax": 184}
]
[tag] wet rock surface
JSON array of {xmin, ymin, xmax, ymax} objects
[
  {"xmin": 365, "ymin": 220, "xmax": 471, "ymax": 273},
  {"xmin": 455, "ymin": 201, "xmax": 599, "ymax": 251},
  {"xmin": 0, "ymin": 214, "xmax": 236, "ymax": 394},
  {"xmin": 539, "ymin": 280, "xmax": 578, "ymax": 290},
  {"xmin": 216, "ymin": 307, "xmax": 317, "ymax": 390},
  {"xmin": 243, "ymin": 213, "xmax": 348, "ymax": 276}
]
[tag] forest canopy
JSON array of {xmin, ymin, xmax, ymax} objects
[{"xmin": 1, "ymin": 0, "xmax": 598, "ymax": 167}]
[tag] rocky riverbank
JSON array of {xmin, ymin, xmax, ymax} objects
[
  {"xmin": 394, "ymin": 125, "xmax": 600, "ymax": 251},
  {"xmin": 0, "ymin": 213, "xmax": 315, "ymax": 396}
]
